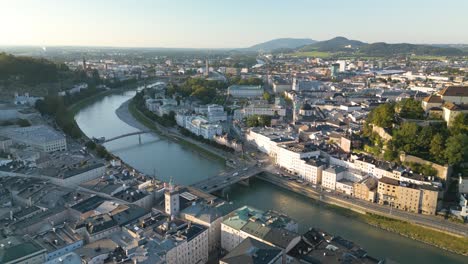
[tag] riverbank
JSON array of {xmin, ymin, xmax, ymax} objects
[
  {"xmin": 118, "ymin": 97, "xmax": 227, "ymax": 163},
  {"xmin": 257, "ymin": 173, "xmax": 468, "ymax": 256}
]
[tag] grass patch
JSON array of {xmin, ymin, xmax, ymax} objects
[
  {"xmin": 362, "ymin": 214, "xmax": 468, "ymax": 255},
  {"xmin": 410, "ymin": 55, "xmax": 447, "ymax": 61},
  {"xmin": 310, "ymin": 198, "xmax": 468, "ymax": 256},
  {"xmin": 289, "ymin": 51, "xmax": 332, "ymax": 58}
]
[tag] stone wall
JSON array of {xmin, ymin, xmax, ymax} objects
[
  {"xmin": 372, "ymin": 125, "xmax": 393, "ymax": 141},
  {"xmin": 399, "ymin": 153, "xmax": 452, "ymax": 181}
]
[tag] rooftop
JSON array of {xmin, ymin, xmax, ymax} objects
[
  {"xmin": 220, "ymin": 237, "xmax": 282, "ymax": 264},
  {"xmin": 0, "ymin": 125, "xmax": 65, "ymax": 143},
  {"xmin": 439, "ymin": 86, "xmax": 468, "ymax": 97}
]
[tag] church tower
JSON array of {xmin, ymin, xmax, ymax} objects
[{"xmin": 164, "ymin": 178, "xmax": 179, "ymax": 217}]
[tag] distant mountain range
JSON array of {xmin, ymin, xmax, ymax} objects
[
  {"xmin": 247, "ymin": 36, "xmax": 466, "ymax": 56},
  {"xmin": 245, "ymin": 38, "xmax": 316, "ymax": 51}
]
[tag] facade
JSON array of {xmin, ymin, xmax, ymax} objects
[
  {"xmin": 377, "ymin": 177, "xmax": 440, "ymax": 215},
  {"xmin": 420, "ymin": 186, "xmax": 439, "ymax": 215},
  {"xmin": 459, "ymin": 176, "xmax": 468, "ymax": 194},
  {"xmin": 439, "ymin": 86, "xmax": 468, "ymax": 104},
  {"xmin": 442, "ymin": 102, "xmax": 468, "ymax": 126},
  {"xmin": 180, "ymin": 203, "xmax": 223, "ymax": 253},
  {"xmin": 296, "ymin": 158, "xmax": 325, "ymax": 185},
  {"xmin": 233, "ymin": 104, "xmax": 286, "ymax": 120},
  {"xmin": 165, "ymin": 225, "xmax": 209, "ymax": 264},
  {"xmin": 164, "ymin": 185, "xmax": 180, "ymax": 217},
  {"xmin": 322, "ymin": 165, "xmax": 346, "ymax": 190},
  {"xmin": 353, "ymin": 177, "xmax": 378, "ymax": 202},
  {"xmin": 228, "ymin": 85, "xmax": 264, "ymax": 98},
  {"xmin": 396, "ymin": 184, "xmax": 421, "ymax": 213},
  {"xmin": 377, "ymin": 177, "xmax": 399, "ymax": 206},
  {"xmin": 0, "ymin": 125, "xmax": 67, "ymax": 152},
  {"xmin": 206, "ymin": 104, "xmax": 227, "ymax": 122},
  {"xmin": 183, "ymin": 115, "xmax": 223, "ymax": 139},
  {"xmin": 246, "ymin": 128, "xmax": 296, "ymax": 155},
  {"xmin": 336, "ymin": 180, "xmax": 354, "ymax": 195},
  {"xmin": 275, "ymin": 143, "xmax": 320, "ymax": 173},
  {"xmin": 51, "ymin": 163, "xmax": 106, "ymax": 186},
  {"xmin": 272, "ymin": 81, "xmax": 292, "ymax": 93}
]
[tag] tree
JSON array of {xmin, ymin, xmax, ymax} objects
[
  {"xmin": 85, "ymin": 140, "xmax": 97, "ymax": 150},
  {"xmin": 430, "ymin": 133, "xmax": 445, "ymax": 164},
  {"xmin": 368, "ymin": 103, "xmax": 395, "ymax": 128},
  {"xmin": 263, "ymin": 92, "xmax": 271, "ymax": 102},
  {"xmin": 383, "ymin": 141, "xmax": 397, "ymax": 161},
  {"xmin": 246, "ymin": 115, "xmax": 260, "ymax": 127},
  {"xmin": 445, "ymin": 134, "xmax": 468, "ymax": 165},
  {"xmin": 393, "ymin": 122, "xmax": 419, "ymax": 154},
  {"xmin": 396, "ymin": 98, "xmax": 425, "ymax": 119},
  {"xmin": 449, "ymin": 113, "xmax": 468, "ymax": 136}
]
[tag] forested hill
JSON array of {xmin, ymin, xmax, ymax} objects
[{"xmin": 0, "ymin": 52, "xmax": 68, "ymax": 85}]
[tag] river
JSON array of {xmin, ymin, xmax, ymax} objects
[{"xmin": 74, "ymin": 89, "xmax": 466, "ymax": 264}]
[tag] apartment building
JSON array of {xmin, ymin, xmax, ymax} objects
[
  {"xmin": 275, "ymin": 143, "xmax": 320, "ymax": 173},
  {"xmin": 322, "ymin": 165, "xmax": 347, "ymax": 190},
  {"xmin": 184, "ymin": 116, "xmax": 223, "ymax": 139},
  {"xmin": 246, "ymin": 127, "xmax": 296, "ymax": 155},
  {"xmin": 378, "ymin": 177, "xmax": 440, "ymax": 215},
  {"xmin": 377, "ymin": 177, "xmax": 399, "ymax": 206},
  {"xmin": 353, "ymin": 177, "xmax": 378, "ymax": 203},
  {"xmin": 296, "ymin": 158, "xmax": 326, "ymax": 184}
]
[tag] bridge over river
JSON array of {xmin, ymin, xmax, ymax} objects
[
  {"xmin": 190, "ymin": 166, "xmax": 266, "ymax": 193},
  {"xmin": 95, "ymin": 130, "xmax": 152, "ymax": 144}
]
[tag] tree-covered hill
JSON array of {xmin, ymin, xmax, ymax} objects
[{"xmin": 0, "ymin": 52, "xmax": 68, "ymax": 85}]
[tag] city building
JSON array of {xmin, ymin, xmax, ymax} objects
[
  {"xmin": 220, "ymin": 237, "xmax": 283, "ymax": 264},
  {"xmin": 330, "ymin": 64, "xmax": 340, "ymax": 77},
  {"xmin": 0, "ymin": 125, "xmax": 67, "ymax": 152},
  {"xmin": 0, "ymin": 236, "xmax": 47, "ymax": 264},
  {"xmin": 377, "ymin": 177, "xmax": 440, "ymax": 215},
  {"xmin": 439, "ymin": 86, "xmax": 468, "ymax": 104},
  {"xmin": 377, "ymin": 177, "xmax": 399, "ymax": 206},
  {"xmin": 233, "ymin": 103, "xmax": 286, "ymax": 120},
  {"xmin": 353, "ymin": 177, "xmax": 378, "ymax": 203},
  {"xmin": 184, "ymin": 116, "xmax": 223, "ymax": 139},
  {"xmin": 272, "ymin": 79, "xmax": 292, "ymax": 93},
  {"xmin": 275, "ymin": 143, "xmax": 320, "ymax": 174},
  {"xmin": 221, "ymin": 206, "xmax": 299, "ymax": 253},
  {"xmin": 228, "ymin": 85, "xmax": 264, "ymax": 98},
  {"xmin": 180, "ymin": 202, "xmax": 224, "ymax": 253},
  {"xmin": 322, "ymin": 165, "xmax": 347, "ymax": 190},
  {"xmin": 33, "ymin": 225, "xmax": 84, "ymax": 262}
]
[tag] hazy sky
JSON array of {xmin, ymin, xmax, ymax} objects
[{"xmin": 1, "ymin": 0, "xmax": 467, "ymax": 48}]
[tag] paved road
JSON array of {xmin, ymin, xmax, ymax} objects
[
  {"xmin": 259, "ymin": 172, "xmax": 468, "ymax": 237},
  {"xmin": 191, "ymin": 166, "xmax": 265, "ymax": 193}
]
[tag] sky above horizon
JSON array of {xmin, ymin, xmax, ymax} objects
[{"xmin": 1, "ymin": 0, "xmax": 467, "ymax": 48}]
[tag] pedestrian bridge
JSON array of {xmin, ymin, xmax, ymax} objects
[{"xmin": 96, "ymin": 130, "xmax": 152, "ymax": 143}]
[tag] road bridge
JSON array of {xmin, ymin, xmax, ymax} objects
[{"xmin": 191, "ymin": 166, "xmax": 265, "ymax": 193}]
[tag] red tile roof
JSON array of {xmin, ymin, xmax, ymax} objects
[{"xmin": 439, "ymin": 86, "xmax": 468, "ymax": 97}]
